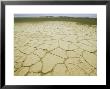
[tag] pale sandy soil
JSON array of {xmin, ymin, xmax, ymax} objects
[{"xmin": 14, "ymin": 21, "xmax": 97, "ymax": 76}]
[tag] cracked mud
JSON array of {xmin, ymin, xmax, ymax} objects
[{"xmin": 14, "ymin": 21, "xmax": 97, "ymax": 76}]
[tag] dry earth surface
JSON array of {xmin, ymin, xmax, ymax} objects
[{"xmin": 14, "ymin": 21, "xmax": 97, "ymax": 76}]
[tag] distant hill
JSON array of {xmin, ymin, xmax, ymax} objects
[{"xmin": 14, "ymin": 16, "xmax": 97, "ymax": 25}]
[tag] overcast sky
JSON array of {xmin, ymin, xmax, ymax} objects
[{"xmin": 14, "ymin": 14, "xmax": 97, "ymax": 18}]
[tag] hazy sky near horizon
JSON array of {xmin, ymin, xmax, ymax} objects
[{"xmin": 15, "ymin": 14, "xmax": 97, "ymax": 18}]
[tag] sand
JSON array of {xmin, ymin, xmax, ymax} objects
[{"xmin": 14, "ymin": 21, "xmax": 97, "ymax": 76}]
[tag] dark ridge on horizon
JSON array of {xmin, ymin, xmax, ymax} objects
[{"xmin": 14, "ymin": 17, "xmax": 97, "ymax": 26}]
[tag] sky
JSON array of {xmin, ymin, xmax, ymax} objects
[{"xmin": 14, "ymin": 14, "xmax": 97, "ymax": 18}]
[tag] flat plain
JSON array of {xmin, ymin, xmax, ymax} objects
[{"xmin": 14, "ymin": 17, "xmax": 97, "ymax": 76}]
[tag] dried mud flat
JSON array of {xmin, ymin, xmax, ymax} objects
[{"xmin": 14, "ymin": 21, "xmax": 97, "ymax": 76}]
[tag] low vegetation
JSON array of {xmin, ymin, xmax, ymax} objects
[{"xmin": 14, "ymin": 16, "xmax": 97, "ymax": 26}]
